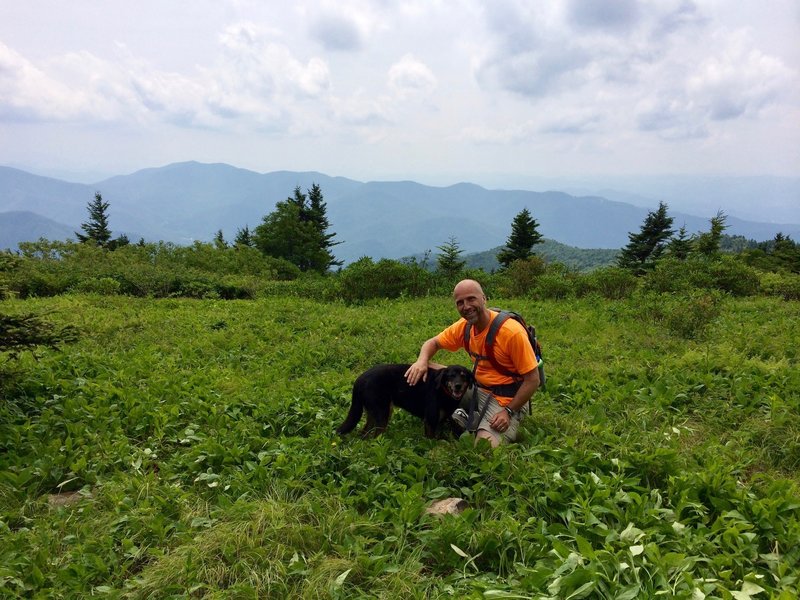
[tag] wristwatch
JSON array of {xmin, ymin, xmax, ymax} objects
[{"xmin": 504, "ymin": 406, "xmax": 516, "ymax": 418}]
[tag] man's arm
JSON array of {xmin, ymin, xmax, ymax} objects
[
  {"xmin": 404, "ymin": 336, "xmax": 442, "ymax": 385},
  {"xmin": 508, "ymin": 367, "xmax": 539, "ymax": 413},
  {"xmin": 488, "ymin": 367, "xmax": 539, "ymax": 430}
]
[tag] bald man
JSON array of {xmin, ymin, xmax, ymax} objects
[{"xmin": 405, "ymin": 279, "xmax": 540, "ymax": 447}]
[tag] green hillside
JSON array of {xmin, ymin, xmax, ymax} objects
[
  {"xmin": 463, "ymin": 239, "xmax": 620, "ymax": 272},
  {"xmin": 1, "ymin": 292, "xmax": 798, "ymax": 597}
]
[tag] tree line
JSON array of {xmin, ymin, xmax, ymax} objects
[
  {"xmin": 63, "ymin": 184, "xmax": 800, "ymax": 280},
  {"xmin": 3, "ymin": 185, "xmax": 799, "ymax": 358}
]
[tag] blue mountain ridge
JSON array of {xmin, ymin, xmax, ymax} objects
[{"xmin": 1, "ymin": 162, "xmax": 798, "ymax": 262}]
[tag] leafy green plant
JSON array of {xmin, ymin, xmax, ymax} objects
[
  {"xmin": 337, "ymin": 257, "xmax": 434, "ymax": 302},
  {"xmin": 0, "ymin": 292, "xmax": 797, "ymax": 597},
  {"xmin": 635, "ymin": 290, "xmax": 724, "ymax": 339},
  {"xmin": 494, "ymin": 256, "xmax": 547, "ymax": 297},
  {"xmin": 576, "ymin": 266, "xmax": 638, "ymax": 300}
]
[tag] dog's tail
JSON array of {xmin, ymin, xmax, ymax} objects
[{"xmin": 335, "ymin": 390, "xmax": 363, "ymax": 435}]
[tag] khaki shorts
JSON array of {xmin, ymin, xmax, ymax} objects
[{"xmin": 465, "ymin": 386, "xmax": 528, "ymax": 445}]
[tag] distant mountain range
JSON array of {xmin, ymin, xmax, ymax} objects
[{"xmin": 1, "ymin": 162, "xmax": 798, "ymax": 263}]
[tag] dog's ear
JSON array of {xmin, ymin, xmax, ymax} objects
[
  {"xmin": 465, "ymin": 367, "xmax": 475, "ymax": 386},
  {"xmin": 432, "ymin": 367, "xmax": 445, "ymax": 387}
]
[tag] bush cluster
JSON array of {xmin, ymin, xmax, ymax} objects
[
  {"xmin": 2, "ymin": 240, "xmax": 300, "ymax": 299},
  {"xmin": 337, "ymin": 257, "xmax": 436, "ymax": 303},
  {"xmin": 634, "ymin": 289, "xmax": 724, "ymax": 339},
  {"xmin": 2, "ymin": 238, "xmax": 797, "ymax": 303},
  {"xmin": 642, "ymin": 256, "xmax": 760, "ymax": 296}
]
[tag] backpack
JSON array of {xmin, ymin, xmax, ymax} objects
[{"xmin": 462, "ymin": 309, "xmax": 546, "ymax": 395}]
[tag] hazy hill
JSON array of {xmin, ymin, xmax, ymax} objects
[
  {"xmin": 405, "ymin": 239, "xmax": 620, "ymax": 272},
  {"xmin": 1, "ymin": 162, "xmax": 798, "ymax": 263},
  {"xmin": 0, "ymin": 211, "xmax": 76, "ymax": 250}
]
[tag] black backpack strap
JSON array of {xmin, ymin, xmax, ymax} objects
[
  {"xmin": 485, "ymin": 311, "xmax": 518, "ymax": 379},
  {"xmin": 464, "ymin": 311, "xmax": 534, "ymax": 419},
  {"xmin": 463, "ymin": 322, "xmax": 489, "ymax": 364}
]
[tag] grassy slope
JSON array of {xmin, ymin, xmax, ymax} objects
[{"xmin": 1, "ymin": 294, "xmax": 798, "ymax": 598}]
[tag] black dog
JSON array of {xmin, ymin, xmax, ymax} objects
[{"xmin": 336, "ymin": 364, "xmax": 473, "ymax": 438}]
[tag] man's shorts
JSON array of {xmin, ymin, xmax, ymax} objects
[{"xmin": 466, "ymin": 386, "xmax": 528, "ymax": 445}]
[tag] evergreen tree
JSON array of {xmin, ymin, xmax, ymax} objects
[
  {"xmin": 693, "ymin": 210, "xmax": 728, "ymax": 257},
  {"xmin": 436, "ymin": 236, "xmax": 466, "ymax": 277},
  {"xmin": 770, "ymin": 233, "xmax": 800, "ymax": 273},
  {"xmin": 307, "ymin": 183, "xmax": 342, "ymax": 268},
  {"xmin": 213, "ymin": 229, "xmax": 228, "ymax": 250},
  {"xmin": 666, "ymin": 224, "xmax": 692, "ymax": 260},
  {"xmin": 497, "ymin": 208, "xmax": 543, "ymax": 269},
  {"xmin": 617, "ymin": 201, "xmax": 674, "ymax": 274},
  {"xmin": 234, "ymin": 225, "xmax": 254, "ymax": 247},
  {"xmin": 76, "ymin": 192, "xmax": 112, "ymax": 247},
  {"xmin": 253, "ymin": 184, "xmax": 341, "ymax": 273},
  {"xmin": 108, "ymin": 234, "xmax": 130, "ymax": 250},
  {"xmin": 0, "ymin": 312, "xmax": 76, "ymax": 358}
]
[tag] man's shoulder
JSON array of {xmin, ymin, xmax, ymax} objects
[
  {"xmin": 492, "ymin": 312, "xmax": 527, "ymax": 338},
  {"xmin": 439, "ymin": 318, "xmax": 468, "ymax": 338}
]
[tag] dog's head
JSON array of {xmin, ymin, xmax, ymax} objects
[{"xmin": 437, "ymin": 365, "xmax": 473, "ymax": 400}]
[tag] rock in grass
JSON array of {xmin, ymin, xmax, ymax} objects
[{"xmin": 425, "ymin": 497, "xmax": 468, "ymax": 516}]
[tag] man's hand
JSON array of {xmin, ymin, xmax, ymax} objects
[
  {"xmin": 404, "ymin": 361, "xmax": 428, "ymax": 386},
  {"xmin": 406, "ymin": 337, "xmax": 442, "ymax": 386},
  {"xmin": 489, "ymin": 409, "xmax": 511, "ymax": 433}
]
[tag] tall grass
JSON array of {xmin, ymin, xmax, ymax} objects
[{"xmin": 1, "ymin": 293, "xmax": 798, "ymax": 597}]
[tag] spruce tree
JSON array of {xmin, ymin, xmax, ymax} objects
[
  {"xmin": 307, "ymin": 183, "xmax": 342, "ymax": 268},
  {"xmin": 0, "ymin": 312, "xmax": 76, "ymax": 358},
  {"xmin": 76, "ymin": 192, "xmax": 112, "ymax": 247},
  {"xmin": 213, "ymin": 229, "xmax": 228, "ymax": 250},
  {"xmin": 497, "ymin": 208, "xmax": 543, "ymax": 268},
  {"xmin": 693, "ymin": 210, "xmax": 727, "ymax": 257},
  {"xmin": 253, "ymin": 184, "xmax": 341, "ymax": 273},
  {"xmin": 436, "ymin": 236, "xmax": 466, "ymax": 278},
  {"xmin": 666, "ymin": 224, "xmax": 692, "ymax": 260},
  {"xmin": 234, "ymin": 225, "xmax": 254, "ymax": 247},
  {"xmin": 617, "ymin": 202, "xmax": 674, "ymax": 274}
]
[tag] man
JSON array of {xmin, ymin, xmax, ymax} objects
[{"xmin": 405, "ymin": 279, "xmax": 540, "ymax": 447}]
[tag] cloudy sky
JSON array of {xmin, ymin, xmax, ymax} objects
[{"xmin": 1, "ymin": 0, "xmax": 798, "ymax": 186}]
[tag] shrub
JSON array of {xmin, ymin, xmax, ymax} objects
[
  {"xmin": 72, "ymin": 276, "xmax": 122, "ymax": 296},
  {"xmin": 494, "ymin": 256, "xmax": 546, "ymax": 297},
  {"xmin": 577, "ymin": 266, "xmax": 638, "ymax": 299},
  {"xmin": 759, "ymin": 272, "xmax": 800, "ymax": 301},
  {"xmin": 259, "ymin": 276, "xmax": 341, "ymax": 301},
  {"xmin": 175, "ymin": 278, "xmax": 219, "ymax": 299},
  {"xmin": 213, "ymin": 275, "xmax": 260, "ymax": 300},
  {"xmin": 533, "ymin": 272, "xmax": 575, "ymax": 299},
  {"xmin": 635, "ymin": 290, "xmax": 724, "ymax": 339},
  {"xmin": 337, "ymin": 257, "xmax": 434, "ymax": 303},
  {"xmin": 643, "ymin": 256, "xmax": 760, "ymax": 297},
  {"xmin": 0, "ymin": 312, "xmax": 77, "ymax": 357},
  {"xmin": 706, "ymin": 255, "xmax": 760, "ymax": 296},
  {"xmin": 642, "ymin": 257, "xmax": 709, "ymax": 294}
]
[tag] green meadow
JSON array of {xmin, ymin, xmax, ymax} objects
[{"xmin": 1, "ymin": 292, "xmax": 799, "ymax": 598}]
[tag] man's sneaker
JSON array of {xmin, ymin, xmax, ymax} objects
[{"xmin": 451, "ymin": 408, "xmax": 470, "ymax": 430}]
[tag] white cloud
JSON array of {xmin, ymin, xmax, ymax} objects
[
  {"xmin": 310, "ymin": 11, "xmax": 365, "ymax": 51},
  {"xmin": 216, "ymin": 22, "xmax": 331, "ymax": 100},
  {"xmin": 0, "ymin": 0, "xmax": 797, "ymax": 178},
  {"xmin": 387, "ymin": 54, "xmax": 437, "ymax": 98},
  {"xmin": 566, "ymin": 0, "xmax": 641, "ymax": 33},
  {"xmin": 0, "ymin": 42, "xmax": 95, "ymax": 121},
  {"xmin": 469, "ymin": 0, "xmax": 798, "ymax": 148},
  {"xmin": 329, "ymin": 90, "xmax": 390, "ymax": 127},
  {"xmin": 687, "ymin": 31, "xmax": 796, "ymax": 121}
]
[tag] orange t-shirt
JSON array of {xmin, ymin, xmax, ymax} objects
[{"xmin": 437, "ymin": 310, "xmax": 538, "ymax": 403}]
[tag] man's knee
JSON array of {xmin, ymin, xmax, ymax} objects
[{"xmin": 475, "ymin": 429, "xmax": 501, "ymax": 448}]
